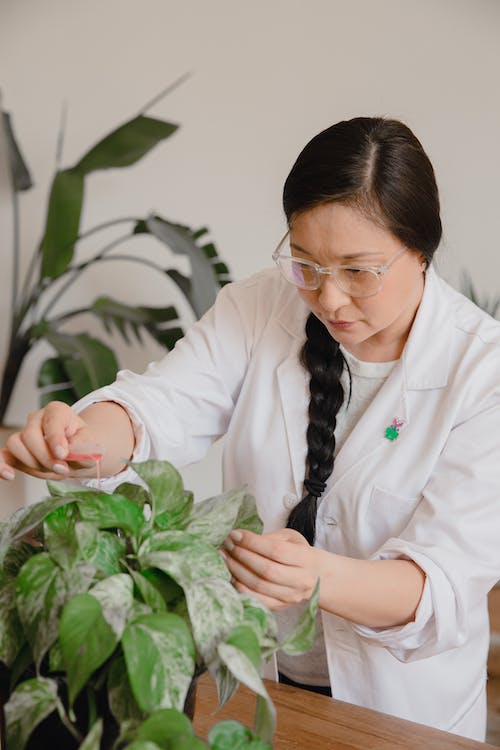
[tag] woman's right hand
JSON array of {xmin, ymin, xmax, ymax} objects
[{"xmin": 0, "ymin": 401, "xmax": 103, "ymax": 481}]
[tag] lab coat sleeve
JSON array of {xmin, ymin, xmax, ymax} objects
[
  {"xmin": 351, "ymin": 395, "xmax": 500, "ymax": 662},
  {"xmin": 71, "ymin": 271, "xmax": 267, "ymax": 491}
]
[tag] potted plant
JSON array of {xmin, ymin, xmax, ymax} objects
[
  {"xmin": 0, "ymin": 459, "xmax": 319, "ymax": 749},
  {"xmin": 0, "ymin": 78, "xmax": 231, "ymax": 424}
]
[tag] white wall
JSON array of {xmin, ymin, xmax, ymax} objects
[{"xmin": 1, "ymin": 0, "xmax": 499, "ymax": 501}]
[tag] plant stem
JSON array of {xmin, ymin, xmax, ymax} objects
[
  {"xmin": 0, "ymin": 332, "xmax": 31, "ymax": 424},
  {"xmin": 41, "ymin": 253, "xmax": 170, "ymax": 323},
  {"xmin": 19, "ymin": 217, "xmax": 140, "ymax": 308},
  {"xmin": 10, "ymin": 185, "xmax": 20, "ymax": 332},
  {"xmin": 138, "ymin": 71, "xmax": 192, "ymax": 116}
]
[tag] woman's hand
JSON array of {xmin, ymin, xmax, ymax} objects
[
  {"xmin": 222, "ymin": 527, "xmax": 321, "ymax": 611},
  {"xmin": 0, "ymin": 401, "xmax": 103, "ymax": 481}
]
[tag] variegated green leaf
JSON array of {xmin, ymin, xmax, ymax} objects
[
  {"xmin": 75, "ymin": 522, "xmax": 126, "ymax": 576},
  {"xmin": 217, "ymin": 643, "xmax": 275, "ymax": 743},
  {"xmin": 77, "ymin": 491, "xmax": 145, "ymax": 536},
  {"xmin": 80, "ymin": 719, "xmax": 103, "ymax": 750},
  {"xmin": 184, "ymin": 489, "xmax": 257, "ymax": 547},
  {"xmin": 130, "ymin": 570, "xmax": 167, "ymax": 612},
  {"xmin": 135, "ymin": 708, "xmax": 193, "ymax": 745},
  {"xmin": 43, "ymin": 503, "xmax": 79, "ymax": 569},
  {"xmin": 0, "ymin": 572, "xmax": 23, "ymax": 666},
  {"xmin": 184, "ymin": 578, "xmax": 243, "ymax": 664},
  {"xmin": 279, "ymin": 579, "xmax": 319, "ymax": 656},
  {"xmin": 129, "ymin": 460, "xmax": 184, "ymax": 518},
  {"xmin": 89, "ymin": 573, "xmax": 134, "ymax": 638},
  {"xmin": 16, "ymin": 553, "xmax": 67, "ymax": 667},
  {"xmin": 108, "ymin": 654, "xmax": 144, "ymax": 724},
  {"xmin": 115, "ymin": 482, "xmax": 152, "ymax": 509},
  {"xmin": 59, "ymin": 593, "xmax": 118, "ymax": 705},
  {"xmin": 138, "ymin": 531, "xmax": 230, "ymax": 589},
  {"xmin": 121, "ymin": 613, "xmax": 195, "ymax": 713},
  {"xmin": 5, "ymin": 677, "xmax": 61, "ymax": 750},
  {"xmin": 0, "ymin": 495, "xmax": 77, "ymax": 566}
]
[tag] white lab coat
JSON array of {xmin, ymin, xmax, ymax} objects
[{"xmin": 75, "ymin": 264, "xmax": 500, "ymax": 741}]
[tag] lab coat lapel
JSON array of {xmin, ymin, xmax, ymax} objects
[{"xmin": 326, "ymin": 265, "xmax": 453, "ymax": 491}]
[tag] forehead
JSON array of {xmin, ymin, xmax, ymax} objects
[{"xmin": 289, "ymin": 203, "xmax": 398, "ymax": 262}]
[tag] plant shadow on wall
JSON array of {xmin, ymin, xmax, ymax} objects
[
  {"xmin": 0, "ymin": 77, "xmax": 231, "ymax": 424},
  {"xmin": 0, "ymin": 459, "xmax": 319, "ymax": 748}
]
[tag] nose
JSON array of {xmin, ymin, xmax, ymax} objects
[{"xmin": 317, "ymin": 275, "xmax": 352, "ymax": 311}]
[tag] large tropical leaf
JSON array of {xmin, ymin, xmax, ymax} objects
[
  {"xmin": 75, "ymin": 115, "xmax": 178, "ymax": 174},
  {"xmin": 42, "ymin": 329, "xmax": 119, "ymax": 399},
  {"xmin": 4, "ymin": 677, "xmax": 62, "ymax": 750},
  {"xmin": 141, "ymin": 216, "xmax": 230, "ymax": 318},
  {"xmin": 90, "ymin": 296, "xmax": 183, "ymax": 350},
  {"xmin": 37, "ymin": 356, "xmax": 77, "ymax": 407},
  {"xmin": 40, "ymin": 168, "xmax": 84, "ymax": 279},
  {"xmin": 1, "ymin": 110, "xmax": 33, "ymax": 191}
]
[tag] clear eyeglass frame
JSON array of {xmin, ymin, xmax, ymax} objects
[{"xmin": 272, "ymin": 234, "xmax": 407, "ymax": 298}]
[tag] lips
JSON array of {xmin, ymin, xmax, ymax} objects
[{"xmin": 327, "ymin": 320, "xmax": 355, "ymax": 328}]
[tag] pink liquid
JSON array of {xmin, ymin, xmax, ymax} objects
[{"xmin": 66, "ymin": 452, "xmax": 103, "ymax": 489}]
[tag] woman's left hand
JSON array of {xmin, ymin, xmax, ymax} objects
[{"xmin": 221, "ymin": 527, "xmax": 320, "ymax": 610}]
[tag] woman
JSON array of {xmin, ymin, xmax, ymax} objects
[{"xmin": 2, "ymin": 117, "xmax": 500, "ymax": 740}]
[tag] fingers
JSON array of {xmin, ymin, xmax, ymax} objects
[
  {"xmin": 225, "ymin": 528, "xmax": 310, "ymax": 567},
  {"xmin": 0, "ymin": 449, "xmax": 16, "ymax": 480},
  {"xmin": 2, "ymin": 401, "xmax": 98, "ymax": 479}
]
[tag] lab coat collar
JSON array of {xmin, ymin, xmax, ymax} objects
[
  {"xmin": 275, "ymin": 263, "xmax": 454, "ymax": 497},
  {"xmin": 276, "ymin": 263, "xmax": 454, "ymax": 391}
]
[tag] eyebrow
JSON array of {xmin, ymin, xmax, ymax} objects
[{"xmin": 290, "ymin": 242, "xmax": 383, "ymax": 261}]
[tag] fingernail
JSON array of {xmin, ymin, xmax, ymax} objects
[
  {"xmin": 53, "ymin": 463, "xmax": 69, "ymax": 475},
  {"xmin": 230, "ymin": 530, "xmax": 243, "ymax": 542},
  {"xmin": 223, "ymin": 538, "xmax": 234, "ymax": 551},
  {"xmin": 54, "ymin": 445, "xmax": 66, "ymax": 459},
  {"xmin": 1, "ymin": 469, "xmax": 14, "ymax": 480}
]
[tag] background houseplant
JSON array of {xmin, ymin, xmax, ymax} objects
[
  {"xmin": 0, "ymin": 80, "xmax": 230, "ymax": 424},
  {"xmin": 0, "ymin": 459, "xmax": 318, "ymax": 749}
]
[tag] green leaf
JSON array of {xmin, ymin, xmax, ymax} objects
[
  {"xmin": 75, "ymin": 523, "xmax": 126, "ymax": 576},
  {"xmin": 145, "ymin": 216, "xmax": 226, "ymax": 318},
  {"xmin": 80, "ymin": 719, "xmax": 103, "ymax": 750},
  {"xmin": 0, "ymin": 572, "xmax": 23, "ymax": 667},
  {"xmin": 207, "ymin": 721, "xmax": 252, "ymax": 750},
  {"xmin": 279, "ymin": 579, "xmax": 319, "ymax": 656},
  {"xmin": 135, "ymin": 708, "xmax": 193, "ymax": 746},
  {"xmin": 5, "ymin": 677, "xmax": 61, "ymax": 750},
  {"xmin": 40, "ymin": 168, "xmax": 84, "ymax": 279},
  {"xmin": 1, "ymin": 111, "xmax": 33, "ymax": 191},
  {"xmin": 2, "ymin": 538, "xmax": 41, "ymax": 577},
  {"xmin": 240, "ymin": 596, "xmax": 278, "ymax": 645},
  {"xmin": 184, "ymin": 579, "xmax": 243, "ymax": 664},
  {"xmin": 131, "ymin": 570, "xmax": 167, "ymax": 612},
  {"xmin": 129, "ymin": 460, "xmax": 184, "ymax": 518},
  {"xmin": 37, "ymin": 357, "xmax": 77, "ymax": 408},
  {"xmin": 0, "ymin": 495, "xmax": 78, "ymax": 567},
  {"xmin": 216, "ymin": 643, "xmax": 275, "ymax": 743},
  {"xmin": 90, "ymin": 296, "xmax": 180, "ymax": 347},
  {"xmin": 115, "ymin": 482, "xmax": 152, "ymax": 509},
  {"xmin": 48, "ymin": 639, "xmax": 64, "ymax": 672},
  {"xmin": 89, "ymin": 573, "xmax": 134, "ymax": 638},
  {"xmin": 154, "ymin": 492, "xmax": 193, "ymax": 532},
  {"xmin": 16, "ymin": 553, "xmax": 67, "ymax": 667},
  {"xmin": 77, "ymin": 491, "xmax": 145, "ymax": 536},
  {"xmin": 140, "ymin": 569, "xmax": 184, "ymax": 607},
  {"xmin": 225, "ymin": 626, "xmax": 261, "ymax": 671},
  {"xmin": 121, "ymin": 612, "xmax": 195, "ymax": 713},
  {"xmin": 125, "ymin": 742, "xmax": 163, "ymax": 750},
  {"xmin": 59, "ymin": 593, "xmax": 118, "ymax": 705},
  {"xmin": 234, "ymin": 494, "xmax": 264, "ymax": 536},
  {"xmin": 108, "ymin": 654, "xmax": 144, "ymax": 724},
  {"xmin": 208, "ymin": 659, "xmax": 238, "ymax": 709},
  {"xmin": 75, "ymin": 115, "xmax": 178, "ymax": 173},
  {"xmin": 43, "ymin": 502, "xmax": 79, "ymax": 569},
  {"xmin": 42, "ymin": 330, "xmax": 119, "ymax": 400},
  {"xmin": 138, "ymin": 531, "xmax": 230, "ymax": 588},
  {"xmin": 184, "ymin": 489, "xmax": 260, "ymax": 547}
]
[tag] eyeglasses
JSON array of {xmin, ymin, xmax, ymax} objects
[{"xmin": 272, "ymin": 235, "xmax": 407, "ymax": 298}]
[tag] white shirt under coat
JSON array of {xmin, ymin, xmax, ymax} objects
[{"xmin": 75, "ymin": 264, "xmax": 500, "ymax": 741}]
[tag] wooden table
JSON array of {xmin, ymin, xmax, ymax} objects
[{"xmin": 193, "ymin": 673, "xmax": 498, "ymax": 749}]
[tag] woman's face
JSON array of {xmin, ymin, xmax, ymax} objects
[{"xmin": 289, "ymin": 202, "xmax": 426, "ymax": 362}]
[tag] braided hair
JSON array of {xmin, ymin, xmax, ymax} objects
[{"xmin": 283, "ymin": 117, "xmax": 442, "ymax": 544}]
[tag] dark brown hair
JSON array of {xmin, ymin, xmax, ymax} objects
[{"xmin": 284, "ymin": 117, "xmax": 442, "ymax": 544}]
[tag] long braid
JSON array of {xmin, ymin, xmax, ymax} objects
[{"xmin": 286, "ymin": 313, "xmax": 347, "ymax": 544}]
